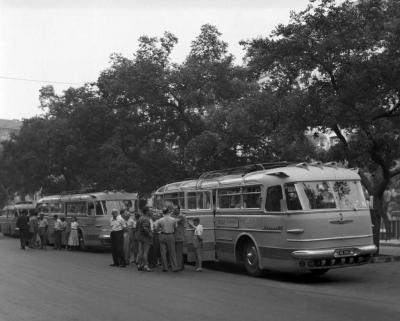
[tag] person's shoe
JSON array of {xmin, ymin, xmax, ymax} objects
[
  {"xmin": 143, "ymin": 266, "xmax": 153, "ymax": 272},
  {"xmin": 162, "ymin": 269, "xmax": 168, "ymax": 272},
  {"xmin": 195, "ymin": 268, "xmax": 202, "ymax": 272},
  {"xmin": 119, "ymin": 264, "xmax": 126, "ymax": 268},
  {"xmin": 110, "ymin": 264, "xmax": 118, "ymax": 267}
]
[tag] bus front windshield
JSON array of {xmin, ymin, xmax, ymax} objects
[
  {"xmin": 103, "ymin": 200, "xmax": 135, "ymax": 215},
  {"xmin": 285, "ymin": 180, "xmax": 367, "ymax": 211}
]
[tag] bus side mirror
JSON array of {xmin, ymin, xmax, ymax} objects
[{"xmin": 280, "ymin": 199, "xmax": 287, "ymax": 212}]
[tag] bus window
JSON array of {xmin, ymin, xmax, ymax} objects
[
  {"xmin": 333, "ymin": 181, "xmax": 367, "ymax": 209},
  {"xmin": 88, "ymin": 203, "xmax": 95, "ymax": 216},
  {"xmin": 95, "ymin": 201, "xmax": 104, "ymax": 215},
  {"xmin": 197, "ymin": 192, "xmax": 211, "ymax": 209},
  {"xmin": 154, "ymin": 195, "xmax": 163, "ymax": 210},
  {"xmin": 164, "ymin": 193, "xmax": 184, "ymax": 208},
  {"xmin": 218, "ymin": 188, "xmax": 241, "ymax": 209},
  {"xmin": 284, "ymin": 184, "xmax": 302, "ymax": 210},
  {"xmin": 266, "ymin": 185, "xmax": 283, "ymax": 212},
  {"xmin": 187, "ymin": 192, "xmax": 196, "ymax": 209},
  {"xmin": 301, "ymin": 182, "xmax": 336, "ymax": 209},
  {"xmin": 243, "ymin": 186, "xmax": 261, "ymax": 209},
  {"xmin": 123, "ymin": 200, "xmax": 133, "ymax": 210},
  {"xmin": 66, "ymin": 202, "xmax": 87, "ymax": 216}
]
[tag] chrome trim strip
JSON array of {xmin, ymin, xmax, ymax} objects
[
  {"xmin": 215, "ymin": 227, "xmax": 282, "ymax": 233},
  {"xmin": 215, "ymin": 237, "xmax": 234, "ymax": 242},
  {"xmin": 286, "ymin": 229, "xmax": 304, "ymax": 234},
  {"xmin": 291, "ymin": 244, "xmax": 377, "ymax": 259},
  {"xmin": 287, "ymin": 234, "xmax": 372, "ymax": 242}
]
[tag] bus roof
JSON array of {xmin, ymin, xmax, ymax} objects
[
  {"xmin": 38, "ymin": 191, "xmax": 138, "ymax": 203},
  {"xmin": 2, "ymin": 202, "xmax": 37, "ymax": 210},
  {"xmin": 154, "ymin": 162, "xmax": 361, "ymax": 193}
]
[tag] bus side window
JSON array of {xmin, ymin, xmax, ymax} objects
[
  {"xmin": 95, "ymin": 201, "xmax": 104, "ymax": 215},
  {"xmin": 284, "ymin": 184, "xmax": 302, "ymax": 210},
  {"xmin": 88, "ymin": 203, "xmax": 95, "ymax": 216},
  {"xmin": 266, "ymin": 186, "xmax": 283, "ymax": 212}
]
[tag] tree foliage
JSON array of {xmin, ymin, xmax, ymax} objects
[{"xmin": 243, "ymin": 0, "xmax": 400, "ymax": 246}]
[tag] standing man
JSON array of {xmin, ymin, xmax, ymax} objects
[
  {"xmin": 28, "ymin": 211, "xmax": 39, "ymax": 248},
  {"xmin": 136, "ymin": 206, "xmax": 153, "ymax": 272},
  {"xmin": 172, "ymin": 206, "xmax": 186, "ymax": 271},
  {"xmin": 16, "ymin": 211, "xmax": 29, "ymax": 249},
  {"xmin": 110, "ymin": 209, "xmax": 126, "ymax": 267},
  {"xmin": 156, "ymin": 207, "xmax": 178, "ymax": 272},
  {"xmin": 38, "ymin": 213, "xmax": 48, "ymax": 249},
  {"xmin": 53, "ymin": 215, "xmax": 63, "ymax": 250}
]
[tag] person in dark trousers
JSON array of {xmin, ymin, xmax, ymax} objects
[
  {"xmin": 136, "ymin": 206, "xmax": 153, "ymax": 272},
  {"xmin": 16, "ymin": 211, "xmax": 29, "ymax": 249},
  {"xmin": 53, "ymin": 215, "xmax": 62, "ymax": 250},
  {"xmin": 110, "ymin": 209, "xmax": 126, "ymax": 267},
  {"xmin": 172, "ymin": 206, "xmax": 186, "ymax": 271}
]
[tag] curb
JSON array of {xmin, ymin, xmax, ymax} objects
[{"xmin": 372, "ymin": 255, "xmax": 400, "ymax": 263}]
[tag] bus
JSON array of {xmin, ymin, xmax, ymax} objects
[
  {"xmin": 37, "ymin": 191, "xmax": 138, "ymax": 249},
  {"xmin": 0, "ymin": 202, "xmax": 36, "ymax": 237},
  {"xmin": 152, "ymin": 162, "xmax": 377, "ymax": 276}
]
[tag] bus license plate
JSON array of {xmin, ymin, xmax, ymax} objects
[{"xmin": 334, "ymin": 249, "xmax": 354, "ymax": 257}]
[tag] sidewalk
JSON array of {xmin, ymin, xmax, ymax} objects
[{"xmin": 374, "ymin": 239, "xmax": 400, "ymax": 263}]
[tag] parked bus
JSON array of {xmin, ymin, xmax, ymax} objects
[
  {"xmin": 152, "ymin": 162, "xmax": 377, "ymax": 276},
  {"xmin": 37, "ymin": 191, "xmax": 138, "ymax": 249},
  {"xmin": 0, "ymin": 202, "xmax": 36, "ymax": 237}
]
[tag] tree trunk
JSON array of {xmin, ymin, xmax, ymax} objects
[
  {"xmin": 371, "ymin": 194, "xmax": 386, "ymax": 254},
  {"xmin": 370, "ymin": 208, "xmax": 381, "ymax": 254}
]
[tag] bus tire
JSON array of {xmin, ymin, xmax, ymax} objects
[
  {"xmin": 310, "ymin": 269, "xmax": 329, "ymax": 276},
  {"xmin": 78, "ymin": 230, "xmax": 86, "ymax": 251},
  {"xmin": 243, "ymin": 241, "xmax": 263, "ymax": 277}
]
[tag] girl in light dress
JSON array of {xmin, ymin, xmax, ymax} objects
[{"xmin": 67, "ymin": 216, "xmax": 79, "ymax": 250}]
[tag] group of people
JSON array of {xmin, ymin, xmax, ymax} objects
[
  {"xmin": 15, "ymin": 211, "xmax": 80, "ymax": 250},
  {"xmin": 109, "ymin": 205, "xmax": 204, "ymax": 272},
  {"xmin": 14, "ymin": 205, "xmax": 204, "ymax": 273}
]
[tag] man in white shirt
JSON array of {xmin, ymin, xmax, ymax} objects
[
  {"xmin": 110, "ymin": 209, "xmax": 126, "ymax": 267},
  {"xmin": 53, "ymin": 215, "xmax": 63, "ymax": 250}
]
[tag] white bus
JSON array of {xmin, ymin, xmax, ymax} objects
[
  {"xmin": 37, "ymin": 191, "xmax": 138, "ymax": 249},
  {"xmin": 0, "ymin": 202, "xmax": 36, "ymax": 237},
  {"xmin": 152, "ymin": 162, "xmax": 377, "ymax": 276}
]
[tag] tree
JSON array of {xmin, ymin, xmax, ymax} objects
[{"xmin": 243, "ymin": 0, "xmax": 400, "ymax": 248}]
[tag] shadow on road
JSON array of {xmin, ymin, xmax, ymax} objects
[{"xmin": 202, "ymin": 261, "xmax": 363, "ymax": 285}]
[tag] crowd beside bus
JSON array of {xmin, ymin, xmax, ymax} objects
[
  {"xmin": 110, "ymin": 205, "xmax": 203, "ymax": 272},
  {"xmin": 13, "ymin": 204, "xmax": 204, "ymax": 273}
]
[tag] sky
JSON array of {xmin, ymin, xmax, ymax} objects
[{"xmin": 0, "ymin": 0, "xmax": 311, "ymax": 120}]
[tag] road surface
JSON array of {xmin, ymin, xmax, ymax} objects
[{"xmin": 0, "ymin": 234, "xmax": 399, "ymax": 321}]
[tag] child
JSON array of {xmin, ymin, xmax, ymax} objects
[{"xmin": 188, "ymin": 217, "xmax": 203, "ymax": 272}]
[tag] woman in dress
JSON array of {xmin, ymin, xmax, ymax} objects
[{"xmin": 67, "ymin": 216, "xmax": 79, "ymax": 250}]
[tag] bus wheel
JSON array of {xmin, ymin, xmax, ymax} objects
[
  {"xmin": 244, "ymin": 242, "xmax": 263, "ymax": 277},
  {"xmin": 310, "ymin": 269, "xmax": 329, "ymax": 276},
  {"xmin": 78, "ymin": 231, "xmax": 86, "ymax": 251}
]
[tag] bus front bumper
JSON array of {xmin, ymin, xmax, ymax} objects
[
  {"xmin": 291, "ymin": 244, "xmax": 377, "ymax": 259},
  {"xmin": 291, "ymin": 245, "xmax": 377, "ymax": 269}
]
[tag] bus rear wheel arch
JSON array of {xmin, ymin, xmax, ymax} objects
[{"xmin": 236, "ymin": 236, "xmax": 263, "ymax": 277}]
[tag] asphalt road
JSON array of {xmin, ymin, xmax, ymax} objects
[{"xmin": 1, "ymin": 234, "xmax": 399, "ymax": 321}]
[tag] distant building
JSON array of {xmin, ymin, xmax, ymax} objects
[{"xmin": 0, "ymin": 119, "xmax": 21, "ymax": 142}]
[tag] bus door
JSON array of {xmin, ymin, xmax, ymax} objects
[
  {"xmin": 92, "ymin": 201, "xmax": 110, "ymax": 238},
  {"xmin": 185, "ymin": 190, "xmax": 215, "ymax": 262}
]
